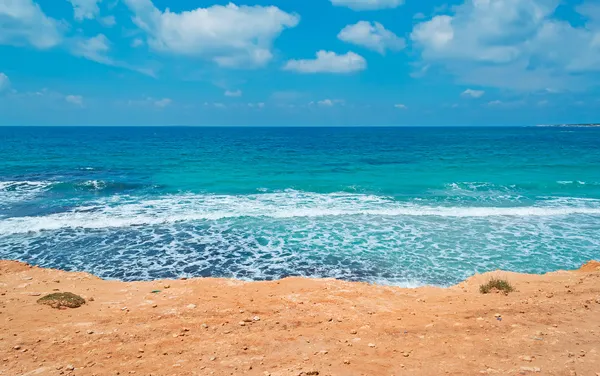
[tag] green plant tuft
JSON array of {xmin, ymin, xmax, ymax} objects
[
  {"xmin": 37, "ymin": 292, "xmax": 86, "ymax": 309},
  {"xmin": 479, "ymin": 278, "xmax": 514, "ymax": 294}
]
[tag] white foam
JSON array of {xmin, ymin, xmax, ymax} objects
[
  {"xmin": 0, "ymin": 181, "xmax": 54, "ymax": 206},
  {"xmin": 1, "ymin": 191, "xmax": 600, "ymax": 234}
]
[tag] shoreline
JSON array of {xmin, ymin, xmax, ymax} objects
[{"xmin": 2, "ymin": 259, "xmax": 599, "ymax": 375}]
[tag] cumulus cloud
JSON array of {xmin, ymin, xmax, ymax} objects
[
  {"xmin": 283, "ymin": 51, "xmax": 366, "ymax": 74},
  {"xmin": 0, "ymin": 73, "xmax": 10, "ymax": 93},
  {"xmin": 331, "ymin": 0, "xmax": 404, "ymax": 11},
  {"xmin": 338, "ymin": 21, "xmax": 405, "ymax": 54},
  {"xmin": 224, "ymin": 90, "xmax": 242, "ymax": 97},
  {"xmin": 0, "ymin": 0, "xmax": 62, "ymax": 49},
  {"xmin": 123, "ymin": 0, "xmax": 299, "ymax": 68},
  {"xmin": 461, "ymin": 89, "xmax": 485, "ymax": 98},
  {"xmin": 68, "ymin": 0, "xmax": 102, "ymax": 21},
  {"xmin": 411, "ymin": 0, "xmax": 600, "ymax": 90},
  {"xmin": 65, "ymin": 95, "xmax": 84, "ymax": 106},
  {"xmin": 394, "ymin": 103, "xmax": 407, "ymax": 109}
]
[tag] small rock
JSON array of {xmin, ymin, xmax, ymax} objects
[
  {"xmin": 164, "ymin": 285, "xmax": 171, "ymax": 289},
  {"xmin": 138, "ymin": 348, "xmax": 144, "ymax": 353},
  {"xmin": 210, "ymin": 357, "xmax": 216, "ymax": 361},
  {"xmin": 13, "ymin": 345, "xmax": 21, "ymax": 350},
  {"xmin": 201, "ymin": 323, "xmax": 208, "ymax": 329},
  {"xmin": 402, "ymin": 352, "xmax": 410, "ymax": 357},
  {"xmin": 368, "ymin": 343, "xmax": 376, "ymax": 348},
  {"xmin": 187, "ymin": 304, "xmax": 196, "ymax": 309},
  {"xmin": 239, "ymin": 321, "xmax": 246, "ymax": 326},
  {"xmin": 520, "ymin": 366, "xmax": 541, "ymax": 373},
  {"xmin": 476, "ymin": 317, "xmax": 484, "ymax": 321},
  {"xmin": 350, "ymin": 330, "xmax": 357, "ymax": 334},
  {"xmin": 88, "ymin": 297, "xmax": 94, "ymax": 302},
  {"xmin": 86, "ymin": 330, "xmax": 94, "ymax": 335},
  {"xmin": 66, "ymin": 365, "xmax": 75, "ymax": 371},
  {"xmin": 253, "ymin": 316, "xmax": 260, "ymax": 321},
  {"xmin": 494, "ymin": 313, "xmax": 501, "ymax": 318},
  {"xmin": 520, "ymin": 355, "xmax": 533, "ymax": 362},
  {"xmin": 343, "ymin": 360, "xmax": 350, "ymax": 365}
]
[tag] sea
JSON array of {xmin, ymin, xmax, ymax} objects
[{"xmin": 1, "ymin": 126, "xmax": 599, "ymax": 287}]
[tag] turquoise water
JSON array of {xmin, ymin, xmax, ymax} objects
[{"xmin": 1, "ymin": 126, "xmax": 599, "ymax": 286}]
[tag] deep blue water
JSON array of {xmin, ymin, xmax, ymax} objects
[{"xmin": 1, "ymin": 126, "xmax": 599, "ymax": 286}]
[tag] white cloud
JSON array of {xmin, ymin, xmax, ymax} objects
[
  {"xmin": 224, "ymin": 89, "xmax": 242, "ymax": 97},
  {"xmin": 0, "ymin": 73, "xmax": 10, "ymax": 93},
  {"xmin": 394, "ymin": 103, "xmax": 407, "ymax": 109},
  {"xmin": 283, "ymin": 51, "xmax": 366, "ymax": 74},
  {"xmin": 101, "ymin": 15, "xmax": 116, "ymax": 27},
  {"xmin": 68, "ymin": 0, "xmax": 102, "ymax": 21},
  {"xmin": 248, "ymin": 102, "xmax": 265, "ymax": 108},
  {"xmin": 413, "ymin": 12, "xmax": 426, "ymax": 20},
  {"xmin": 72, "ymin": 34, "xmax": 112, "ymax": 65},
  {"xmin": 203, "ymin": 102, "xmax": 227, "ymax": 109},
  {"xmin": 311, "ymin": 99, "xmax": 344, "ymax": 107},
  {"xmin": 461, "ymin": 89, "xmax": 485, "ymax": 98},
  {"xmin": 331, "ymin": 0, "xmax": 404, "ymax": 11},
  {"xmin": 131, "ymin": 38, "xmax": 144, "ymax": 48},
  {"xmin": 154, "ymin": 98, "xmax": 171, "ymax": 107},
  {"xmin": 123, "ymin": 0, "xmax": 299, "ymax": 68},
  {"xmin": 487, "ymin": 100, "xmax": 502, "ymax": 106},
  {"xmin": 0, "ymin": 0, "xmax": 62, "ymax": 49},
  {"xmin": 65, "ymin": 95, "xmax": 84, "ymax": 106},
  {"xmin": 338, "ymin": 21, "xmax": 405, "ymax": 54},
  {"xmin": 411, "ymin": 0, "xmax": 600, "ymax": 90}
]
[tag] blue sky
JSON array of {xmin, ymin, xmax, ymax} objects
[{"xmin": 0, "ymin": 0, "xmax": 599, "ymax": 126}]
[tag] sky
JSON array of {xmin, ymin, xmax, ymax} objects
[{"xmin": 0, "ymin": 0, "xmax": 599, "ymax": 126}]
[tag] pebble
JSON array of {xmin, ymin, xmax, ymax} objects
[
  {"xmin": 402, "ymin": 352, "xmax": 410, "ymax": 358},
  {"xmin": 350, "ymin": 330, "xmax": 357, "ymax": 334},
  {"xmin": 494, "ymin": 313, "xmax": 501, "ymax": 318},
  {"xmin": 187, "ymin": 304, "xmax": 197, "ymax": 309},
  {"xmin": 201, "ymin": 324, "xmax": 208, "ymax": 329},
  {"xmin": 210, "ymin": 357, "xmax": 216, "ymax": 361},
  {"xmin": 13, "ymin": 345, "xmax": 21, "ymax": 350},
  {"xmin": 138, "ymin": 349, "xmax": 144, "ymax": 353},
  {"xmin": 66, "ymin": 365, "xmax": 75, "ymax": 371},
  {"xmin": 343, "ymin": 360, "xmax": 350, "ymax": 365},
  {"xmin": 239, "ymin": 321, "xmax": 246, "ymax": 326},
  {"xmin": 164, "ymin": 285, "xmax": 171, "ymax": 289},
  {"xmin": 253, "ymin": 316, "xmax": 260, "ymax": 321},
  {"xmin": 86, "ymin": 330, "xmax": 94, "ymax": 335},
  {"xmin": 520, "ymin": 366, "xmax": 541, "ymax": 373},
  {"xmin": 520, "ymin": 355, "xmax": 533, "ymax": 362},
  {"xmin": 368, "ymin": 343, "xmax": 376, "ymax": 348}
]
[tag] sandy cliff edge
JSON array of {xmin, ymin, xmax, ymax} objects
[{"xmin": 1, "ymin": 260, "xmax": 599, "ymax": 376}]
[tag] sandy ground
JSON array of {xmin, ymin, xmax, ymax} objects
[{"xmin": 1, "ymin": 260, "xmax": 599, "ymax": 376}]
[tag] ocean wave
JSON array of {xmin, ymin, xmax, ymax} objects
[
  {"xmin": 1, "ymin": 191, "xmax": 600, "ymax": 234},
  {"xmin": 0, "ymin": 181, "xmax": 54, "ymax": 206}
]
